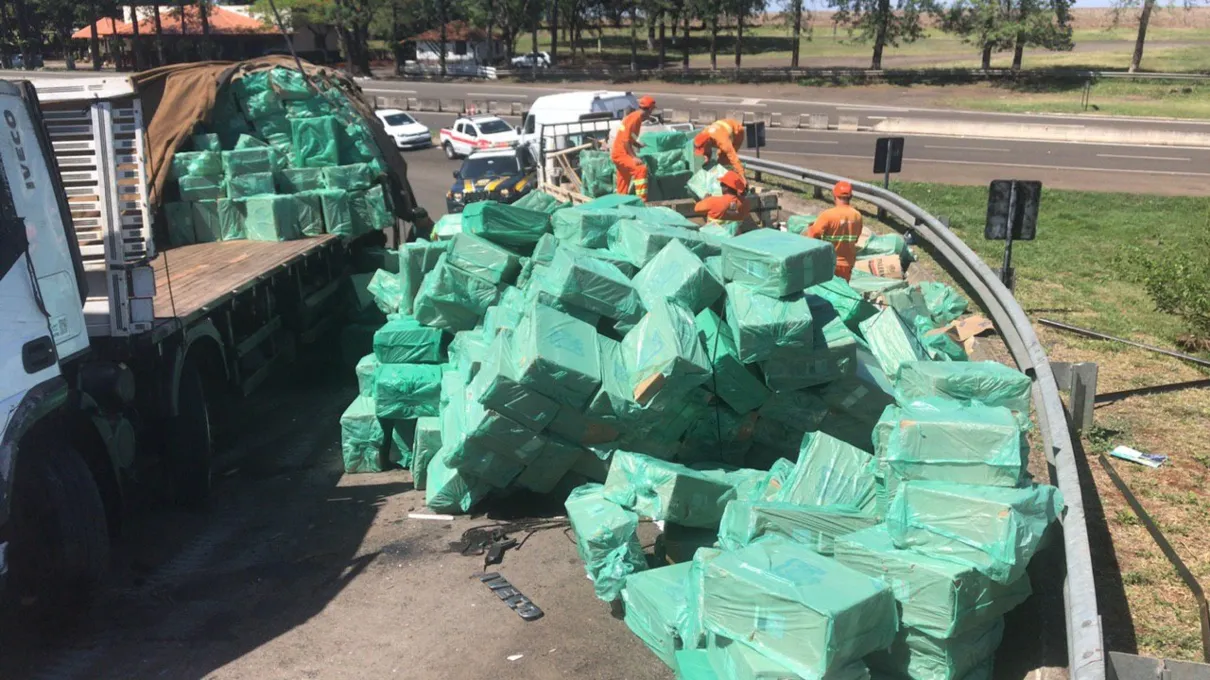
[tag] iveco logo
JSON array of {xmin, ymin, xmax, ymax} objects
[{"xmin": 3, "ymin": 109, "xmax": 36, "ymax": 190}]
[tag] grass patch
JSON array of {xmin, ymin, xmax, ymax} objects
[{"xmin": 946, "ymin": 78, "xmax": 1210, "ymax": 119}]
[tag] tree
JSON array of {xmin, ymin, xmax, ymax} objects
[
  {"xmin": 32, "ymin": 0, "xmax": 91, "ymax": 70},
  {"xmin": 1129, "ymin": 0, "xmax": 1155, "ymax": 72},
  {"xmin": 729, "ymin": 0, "xmax": 766, "ymax": 69},
  {"xmin": 786, "ymin": 0, "xmax": 810, "ymax": 68},
  {"xmin": 828, "ymin": 0, "xmax": 930, "ymax": 69},
  {"xmin": 940, "ymin": 0, "xmax": 1013, "ymax": 69},
  {"xmin": 1006, "ymin": 0, "xmax": 1072, "ymax": 70},
  {"xmin": 629, "ymin": 4, "xmax": 637, "ymax": 71}
]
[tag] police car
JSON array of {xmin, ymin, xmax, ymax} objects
[{"xmin": 446, "ymin": 146, "xmax": 537, "ymax": 213}]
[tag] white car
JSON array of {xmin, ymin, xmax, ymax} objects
[
  {"xmin": 438, "ymin": 115, "xmax": 521, "ymax": 160},
  {"xmin": 375, "ymin": 109, "xmax": 432, "ymax": 150},
  {"xmin": 511, "ymin": 51, "xmax": 551, "ymax": 69}
]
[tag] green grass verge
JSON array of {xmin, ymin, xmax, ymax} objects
[
  {"xmin": 945, "ymin": 78, "xmax": 1210, "ymax": 119},
  {"xmin": 890, "ymin": 182, "xmax": 1210, "ymax": 348}
]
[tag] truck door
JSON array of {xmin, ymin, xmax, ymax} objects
[{"xmin": 0, "ymin": 79, "xmax": 89, "ymax": 424}]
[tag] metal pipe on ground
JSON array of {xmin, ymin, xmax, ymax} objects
[{"xmin": 1038, "ymin": 318, "xmax": 1210, "ymax": 370}]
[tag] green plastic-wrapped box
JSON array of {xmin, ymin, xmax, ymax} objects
[
  {"xmin": 808, "ymin": 277, "xmax": 879, "ymax": 333},
  {"xmin": 716, "ymin": 501, "xmax": 880, "ymax": 554},
  {"xmin": 608, "ymin": 219, "xmax": 710, "ymax": 268},
  {"xmin": 884, "ymin": 399, "xmax": 1026, "ymax": 488},
  {"xmin": 512, "ymin": 301, "xmax": 602, "ymax": 410},
  {"xmin": 721, "ymin": 229, "xmax": 836, "ymax": 298},
  {"xmin": 355, "ymin": 353, "xmax": 379, "ymax": 397},
  {"xmin": 623, "ymin": 298, "xmax": 711, "ymax": 405},
  {"xmin": 440, "ymin": 400, "xmax": 535, "ymax": 488},
  {"xmin": 551, "ymin": 207, "xmax": 622, "ymax": 248},
  {"xmin": 708, "ymin": 636, "xmax": 871, "ymax": 680},
  {"xmin": 515, "ymin": 435, "xmax": 582, "ymax": 494},
  {"xmin": 366, "ymin": 269, "xmax": 401, "ymax": 314},
  {"xmin": 399, "ymin": 240, "xmax": 448, "ymax": 314},
  {"xmin": 292, "ymin": 190, "xmax": 324, "ymax": 237},
  {"xmin": 192, "ymin": 133, "xmax": 221, "ymax": 151},
  {"xmin": 565, "ymin": 483, "xmax": 647, "ymax": 601},
  {"xmin": 411, "ymin": 416, "xmax": 443, "ymax": 490},
  {"xmin": 894, "ymin": 361, "xmax": 1032, "ymax": 418},
  {"xmin": 322, "ymin": 163, "xmax": 376, "ymax": 191},
  {"xmin": 512, "ymin": 189, "xmax": 568, "ymax": 215},
  {"xmin": 164, "ymin": 202, "xmax": 196, "ymax": 246},
  {"xmin": 867, "ymin": 619, "xmax": 1004, "ymax": 680},
  {"xmin": 290, "ymin": 115, "xmax": 340, "ymax": 168},
  {"xmin": 448, "ymin": 233, "xmax": 522, "ymax": 285},
  {"xmin": 316, "ymin": 189, "xmax": 354, "ymax": 237},
  {"xmin": 603, "ymin": 450, "xmax": 736, "ymax": 529},
  {"xmin": 615, "ymin": 204, "xmax": 699, "ymax": 229},
  {"xmin": 919, "ymin": 281, "xmax": 968, "ymax": 325},
  {"xmin": 540, "ymin": 247, "xmax": 644, "ymax": 323},
  {"xmin": 723, "ymin": 282, "xmax": 813, "ymax": 364},
  {"xmin": 622, "ymin": 562, "xmax": 693, "ymax": 668},
  {"xmin": 887, "ymin": 481, "xmax": 1064, "ymax": 584},
  {"xmin": 340, "ymin": 395, "xmax": 386, "ymax": 473},
  {"xmin": 585, "ymin": 336, "xmax": 648, "ymax": 427},
  {"xmin": 675, "ymin": 649, "xmax": 716, "ymax": 680},
  {"xmin": 695, "ymin": 309, "xmax": 769, "ymax": 414},
  {"xmin": 222, "ymin": 148, "xmax": 276, "ymax": 176},
  {"xmin": 277, "ymin": 167, "xmax": 325, "ymax": 193},
  {"xmin": 849, "ymin": 270, "xmax": 907, "ymax": 296},
  {"xmin": 216, "ymin": 198, "xmax": 246, "ymax": 241},
  {"xmin": 178, "ymin": 174, "xmax": 224, "ymax": 201},
  {"xmin": 244, "ymin": 194, "xmax": 303, "ymax": 242},
  {"xmin": 776, "ymin": 432, "xmax": 878, "ymax": 513},
  {"xmin": 680, "ymin": 547, "xmax": 722, "ymax": 649},
  {"xmin": 374, "ymin": 363, "xmax": 443, "ymax": 420},
  {"xmin": 413, "ymin": 255, "xmax": 501, "ymax": 332},
  {"xmin": 859, "ymin": 308, "xmax": 929, "ymax": 378},
  {"xmin": 469, "ymin": 333, "xmax": 560, "ymax": 431},
  {"xmin": 687, "ymin": 163, "xmax": 727, "ymax": 200},
  {"xmin": 563, "ymin": 243, "xmax": 638, "ymax": 278},
  {"xmin": 633, "ymin": 240, "xmax": 724, "ymax": 314},
  {"xmin": 461, "ymin": 200, "xmax": 550, "ymax": 247},
  {"xmin": 678, "ymin": 405, "xmax": 757, "ymax": 466},
  {"xmin": 234, "ymin": 133, "xmax": 270, "ymax": 150},
  {"xmin": 699, "ymin": 536, "xmax": 898, "ymax": 679},
  {"xmin": 582, "ymin": 193, "xmax": 644, "ymax": 211},
  {"xmin": 372, "ymin": 315, "xmax": 442, "ymax": 364},
  {"xmin": 226, "ymin": 172, "xmax": 276, "ymax": 199},
  {"xmin": 761, "ymin": 313, "xmax": 859, "ymax": 392},
  {"xmin": 190, "ymin": 200, "xmax": 222, "ymax": 243},
  {"xmin": 425, "ymin": 447, "xmax": 488, "ymax": 513},
  {"xmin": 834, "ymin": 525, "xmax": 1032, "ymax": 638},
  {"xmin": 171, "ymin": 151, "xmax": 222, "ymax": 179}
]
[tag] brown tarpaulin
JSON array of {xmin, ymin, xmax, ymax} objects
[{"xmin": 129, "ymin": 55, "xmax": 418, "ymax": 224}]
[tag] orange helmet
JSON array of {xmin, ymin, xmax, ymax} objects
[
  {"xmin": 833, "ymin": 181, "xmax": 853, "ymax": 199},
  {"xmin": 638, "ymin": 95, "xmax": 656, "ymax": 110},
  {"xmin": 720, "ymin": 171, "xmax": 745, "ymax": 193}
]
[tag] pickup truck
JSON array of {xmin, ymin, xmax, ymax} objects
[{"xmin": 438, "ymin": 115, "xmax": 520, "ymax": 160}]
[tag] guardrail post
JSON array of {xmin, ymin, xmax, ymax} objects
[{"xmin": 1052, "ymin": 362, "xmax": 1098, "ymax": 434}]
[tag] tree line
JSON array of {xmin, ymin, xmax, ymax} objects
[{"xmin": 0, "ymin": 0, "xmax": 1182, "ymax": 74}]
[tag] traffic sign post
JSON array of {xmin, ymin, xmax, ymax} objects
[
  {"xmin": 873, "ymin": 137, "xmax": 904, "ymax": 190},
  {"xmin": 747, "ymin": 121, "xmax": 767, "ymax": 182},
  {"xmin": 984, "ymin": 179, "xmax": 1041, "ymax": 292}
]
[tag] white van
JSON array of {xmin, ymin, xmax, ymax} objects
[{"xmin": 519, "ymin": 91, "xmax": 639, "ymax": 182}]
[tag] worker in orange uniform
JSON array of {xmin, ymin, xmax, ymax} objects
[
  {"xmin": 693, "ymin": 118, "xmax": 746, "ymax": 188},
  {"xmin": 694, "ymin": 171, "xmax": 752, "ymax": 231},
  {"xmin": 611, "ymin": 96, "xmax": 657, "ymax": 201},
  {"xmin": 804, "ymin": 181, "xmax": 863, "ymax": 281}
]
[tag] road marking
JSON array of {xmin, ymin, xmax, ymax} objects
[
  {"xmin": 759, "ymin": 150, "xmax": 1210, "ymax": 177},
  {"xmin": 837, "ymin": 105, "xmax": 910, "ymax": 113},
  {"xmin": 1096, "ymin": 153, "xmax": 1192, "ymax": 162},
  {"xmin": 925, "ymin": 144, "xmax": 1009, "ymax": 152},
  {"xmin": 362, "ymin": 87, "xmax": 418, "ymax": 94},
  {"xmin": 741, "ymin": 98, "xmax": 762, "ymax": 105},
  {"xmin": 767, "ymin": 138, "xmax": 840, "ymax": 145},
  {"xmin": 467, "ymin": 92, "xmax": 529, "ymax": 98}
]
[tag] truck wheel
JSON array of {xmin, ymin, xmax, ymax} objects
[
  {"xmin": 7, "ymin": 445, "xmax": 110, "ymax": 615},
  {"xmin": 166, "ymin": 361, "xmax": 213, "ymax": 509},
  {"xmin": 443, "ymin": 142, "xmax": 458, "ymax": 160}
]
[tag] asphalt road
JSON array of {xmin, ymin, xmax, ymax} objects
[{"xmin": 398, "ymin": 110, "xmax": 1210, "ymax": 201}]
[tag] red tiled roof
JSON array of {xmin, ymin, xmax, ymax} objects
[
  {"xmin": 72, "ymin": 6, "xmax": 274, "ymax": 40},
  {"xmin": 408, "ymin": 21, "xmax": 494, "ymax": 42}
]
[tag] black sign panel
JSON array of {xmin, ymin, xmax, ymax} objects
[
  {"xmin": 985, "ymin": 180, "xmax": 1041, "ymax": 241},
  {"xmin": 746, "ymin": 121, "xmax": 766, "ymax": 149},
  {"xmin": 873, "ymin": 137, "xmax": 904, "ymax": 174}
]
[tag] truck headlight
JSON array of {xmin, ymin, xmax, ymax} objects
[
  {"xmin": 499, "ymin": 188, "xmax": 511, "ymax": 198},
  {"xmin": 453, "ymin": 192, "xmax": 463, "ymax": 200}
]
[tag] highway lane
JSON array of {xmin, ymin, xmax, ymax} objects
[{"xmin": 400, "ymin": 111, "xmax": 1210, "ymax": 196}]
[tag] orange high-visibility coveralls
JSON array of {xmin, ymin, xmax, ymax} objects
[
  {"xmin": 694, "ymin": 195, "xmax": 751, "ymax": 225},
  {"xmin": 693, "ymin": 118, "xmax": 746, "ymax": 185},
  {"xmin": 806, "ymin": 205, "xmax": 863, "ymax": 281},
  {"xmin": 611, "ymin": 110, "xmax": 649, "ymax": 201}
]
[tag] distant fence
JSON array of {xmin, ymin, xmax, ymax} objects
[{"xmin": 402, "ymin": 61, "xmax": 498, "ymax": 80}]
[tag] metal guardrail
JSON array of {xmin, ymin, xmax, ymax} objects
[
  {"xmin": 494, "ymin": 65, "xmax": 1210, "ymax": 83},
  {"xmin": 740, "ymin": 155, "xmax": 1105, "ymax": 680}
]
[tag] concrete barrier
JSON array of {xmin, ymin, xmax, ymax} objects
[
  {"xmin": 808, "ymin": 114, "xmax": 829, "ymax": 130},
  {"xmin": 418, "ymin": 98, "xmax": 441, "ymax": 112},
  {"xmin": 407, "ymin": 97, "xmax": 420, "ymax": 111},
  {"xmin": 754, "ymin": 112, "xmax": 772, "ymax": 126},
  {"xmin": 467, "ymin": 99, "xmax": 490, "ymax": 115},
  {"xmin": 838, "ymin": 115, "xmax": 860, "ymax": 131},
  {"xmin": 771, "ymin": 112, "xmax": 783, "ymax": 128},
  {"xmin": 511, "ymin": 102, "xmax": 523, "ymax": 116},
  {"xmin": 697, "ymin": 109, "xmax": 717, "ymax": 124},
  {"xmin": 873, "ymin": 117, "xmax": 1210, "ymax": 147},
  {"xmin": 667, "ymin": 109, "xmax": 690, "ymax": 124},
  {"xmin": 440, "ymin": 98, "xmax": 463, "ymax": 113},
  {"xmin": 488, "ymin": 101, "xmax": 509, "ymax": 115}
]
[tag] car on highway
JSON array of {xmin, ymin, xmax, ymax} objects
[
  {"xmin": 446, "ymin": 146, "xmax": 537, "ymax": 213},
  {"xmin": 439, "ymin": 115, "xmax": 520, "ymax": 160},
  {"xmin": 375, "ymin": 109, "xmax": 433, "ymax": 149},
  {"xmin": 510, "ymin": 51, "xmax": 551, "ymax": 69}
]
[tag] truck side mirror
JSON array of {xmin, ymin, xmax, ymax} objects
[{"xmin": 452, "ymin": 170, "xmax": 460, "ymax": 179}]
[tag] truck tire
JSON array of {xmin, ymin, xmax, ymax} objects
[
  {"xmin": 166, "ymin": 361, "xmax": 213, "ymax": 509},
  {"xmin": 443, "ymin": 141, "xmax": 458, "ymax": 160},
  {"xmin": 7, "ymin": 445, "xmax": 110, "ymax": 615}
]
